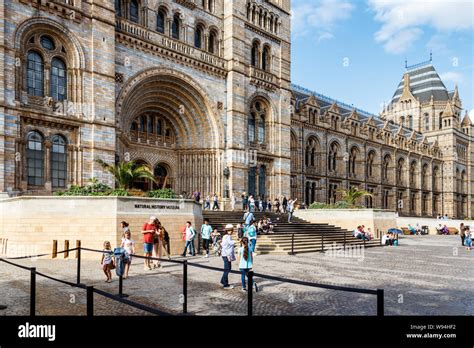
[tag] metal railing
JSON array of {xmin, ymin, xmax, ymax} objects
[{"xmin": 1, "ymin": 246, "xmax": 385, "ymax": 317}]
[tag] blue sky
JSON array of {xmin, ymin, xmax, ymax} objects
[{"xmin": 291, "ymin": 0, "xmax": 474, "ymax": 121}]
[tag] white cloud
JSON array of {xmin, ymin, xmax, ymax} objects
[
  {"xmin": 292, "ymin": 0, "xmax": 355, "ymax": 41},
  {"xmin": 440, "ymin": 71, "xmax": 464, "ymax": 85},
  {"xmin": 368, "ymin": 0, "xmax": 474, "ymax": 54}
]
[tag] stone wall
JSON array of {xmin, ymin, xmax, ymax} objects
[{"xmin": 0, "ymin": 196, "xmax": 202, "ymax": 259}]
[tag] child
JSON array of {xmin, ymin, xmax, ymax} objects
[
  {"xmin": 101, "ymin": 241, "xmax": 114, "ymax": 283},
  {"xmin": 465, "ymin": 230, "xmax": 472, "ymax": 251},
  {"xmin": 238, "ymin": 237, "xmax": 259, "ymax": 292},
  {"xmin": 211, "ymin": 228, "xmax": 221, "ymax": 256},
  {"xmin": 121, "ymin": 231, "xmax": 135, "ymax": 279}
]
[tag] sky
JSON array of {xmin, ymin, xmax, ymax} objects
[{"xmin": 291, "ymin": 0, "xmax": 474, "ymax": 121}]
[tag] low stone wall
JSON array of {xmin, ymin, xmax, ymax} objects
[
  {"xmin": 294, "ymin": 209, "xmax": 397, "ymax": 237},
  {"xmin": 396, "ymin": 217, "xmax": 473, "ymax": 235},
  {"xmin": 0, "ymin": 196, "xmax": 202, "ymax": 259}
]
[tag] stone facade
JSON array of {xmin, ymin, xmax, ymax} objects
[{"xmin": 0, "ymin": 0, "xmax": 472, "ymax": 218}]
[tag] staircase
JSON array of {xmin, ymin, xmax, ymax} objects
[{"xmin": 202, "ymin": 210, "xmax": 382, "ymax": 254}]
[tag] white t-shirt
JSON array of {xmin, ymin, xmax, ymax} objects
[{"xmin": 121, "ymin": 238, "xmax": 135, "ymax": 256}]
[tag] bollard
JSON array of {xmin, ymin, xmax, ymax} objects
[
  {"xmin": 182, "ymin": 260, "xmax": 188, "ymax": 314},
  {"xmin": 248, "ymin": 271, "xmax": 254, "ymax": 317},
  {"xmin": 364, "ymin": 236, "xmax": 366, "ymax": 248},
  {"xmin": 30, "ymin": 267, "xmax": 36, "ymax": 316},
  {"xmin": 290, "ymin": 234, "xmax": 295, "ymax": 255},
  {"xmin": 118, "ymin": 276, "xmax": 129, "ymax": 298},
  {"xmin": 343, "ymin": 231, "xmax": 346, "ymax": 250},
  {"xmin": 64, "ymin": 240, "xmax": 69, "ymax": 258},
  {"xmin": 377, "ymin": 289, "xmax": 384, "ymax": 317},
  {"xmin": 52, "ymin": 240, "xmax": 58, "ymax": 259},
  {"xmin": 76, "ymin": 247, "xmax": 81, "ymax": 285},
  {"xmin": 321, "ymin": 232, "xmax": 325, "ymax": 252},
  {"xmin": 86, "ymin": 286, "xmax": 94, "ymax": 317}
]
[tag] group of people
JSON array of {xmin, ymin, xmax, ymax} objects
[
  {"xmin": 436, "ymin": 214, "xmax": 451, "ymax": 220},
  {"xmin": 241, "ymin": 193, "xmax": 298, "ymax": 223},
  {"xmin": 381, "ymin": 232, "xmax": 399, "ymax": 246},
  {"xmin": 352, "ymin": 225, "xmax": 374, "ymax": 241},
  {"xmin": 435, "ymin": 224, "xmax": 450, "ymax": 235}
]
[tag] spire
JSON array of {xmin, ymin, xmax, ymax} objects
[
  {"xmin": 461, "ymin": 111, "xmax": 472, "ymax": 126},
  {"xmin": 452, "ymin": 85, "xmax": 460, "ymax": 101},
  {"xmin": 430, "ymin": 50, "xmax": 433, "ymax": 62},
  {"xmin": 442, "ymin": 101, "xmax": 455, "ymax": 117},
  {"xmin": 405, "ymin": 57, "xmax": 408, "ymax": 69},
  {"xmin": 399, "ymin": 73, "xmax": 416, "ymax": 102}
]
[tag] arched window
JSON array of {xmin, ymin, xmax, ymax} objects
[
  {"xmin": 259, "ymin": 165, "xmax": 266, "ymax": 197},
  {"xmin": 208, "ymin": 0, "xmax": 215, "ymax": 13},
  {"xmin": 328, "ymin": 142, "xmax": 338, "ymax": 172},
  {"xmin": 208, "ymin": 30, "xmax": 218, "ymax": 54},
  {"xmin": 194, "ymin": 26, "xmax": 203, "ymax": 49},
  {"xmin": 27, "ymin": 131, "xmax": 44, "ymax": 186},
  {"xmin": 147, "ymin": 116, "xmax": 154, "ymax": 134},
  {"xmin": 399, "ymin": 116, "xmax": 405, "ymax": 127},
  {"xmin": 422, "ymin": 164, "xmax": 429, "ymax": 190},
  {"xmin": 382, "ymin": 155, "xmax": 390, "ymax": 181},
  {"xmin": 424, "ymin": 113, "xmax": 430, "ymax": 131},
  {"xmin": 262, "ymin": 46, "xmax": 271, "ymax": 71},
  {"xmin": 409, "ymin": 161, "xmax": 417, "ymax": 187},
  {"xmin": 172, "ymin": 14, "xmax": 180, "ymax": 40},
  {"xmin": 115, "ymin": 0, "xmax": 121, "ymax": 16},
  {"xmin": 139, "ymin": 115, "xmax": 146, "ymax": 132},
  {"xmin": 51, "ymin": 135, "xmax": 67, "ymax": 188},
  {"xmin": 367, "ymin": 151, "xmax": 375, "ymax": 177},
  {"xmin": 27, "ymin": 51, "xmax": 44, "ymax": 97},
  {"xmin": 157, "ymin": 9, "xmax": 166, "ymax": 34},
  {"xmin": 129, "ymin": 0, "xmax": 139, "ymax": 23},
  {"xmin": 305, "ymin": 146, "xmax": 310, "ymax": 167},
  {"xmin": 50, "ymin": 57, "xmax": 67, "ymax": 101},
  {"xmin": 248, "ymin": 167, "xmax": 256, "ymax": 196},
  {"xmin": 248, "ymin": 113, "xmax": 256, "ymax": 143},
  {"xmin": 249, "ymin": 100, "xmax": 267, "ymax": 145},
  {"xmin": 156, "ymin": 118, "xmax": 162, "ymax": 135},
  {"xmin": 154, "ymin": 164, "xmax": 169, "ymax": 189},
  {"xmin": 251, "ymin": 41, "xmax": 260, "ymax": 68},
  {"xmin": 397, "ymin": 158, "xmax": 405, "ymax": 185},
  {"xmin": 348, "ymin": 147, "xmax": 358, "ymax": 176},
  {"xmin": 433, "ymin": 166, "xmax": 439, "ymax": 191},
  {"xmin": 407, "ymin": 115, "xmax": 413, "ymax": 129}
]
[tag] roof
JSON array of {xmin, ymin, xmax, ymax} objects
[{"xmin": 390, "ymin": 61, "xmax": 449, "ymax": 104}]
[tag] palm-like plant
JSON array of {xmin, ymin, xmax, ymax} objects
[
  {"xmin": 96, "ymin": 159, "xmax": 156, "ymax": 190},
  {"xmin": 337, "ymin": 187, "xmax": 373, "ymax": 207}
]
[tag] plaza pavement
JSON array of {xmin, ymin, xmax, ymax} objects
[{"xmin": 0, "ymin": 235, "xmax": 472, "ymax": 316}]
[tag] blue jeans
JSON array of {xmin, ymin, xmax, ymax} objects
[
  {"xmin": 240, "ymin": 268, "xmax": 253, "ymax": 289},
  {"xmin": 183, "ymin": 240, "xmax": 195, "ymax": 256},
  {"xmin": 249, "ymin": 239, "xmax": 257, "ymax": 253},
  {"xmin": 220, "ymin": 257, "xmax": 231, "ymax": 287}
]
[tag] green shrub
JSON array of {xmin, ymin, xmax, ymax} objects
[
  {"xmin": 309, "ymin": 202, "xmax": 330, "ymax": 209},
  {"xmin": 109, "ymin": 189, "xmax": 130, "ymax": 197},
  {"xmin": 148, "ymin": 188, "xmax": 176, "ymax": 199}
]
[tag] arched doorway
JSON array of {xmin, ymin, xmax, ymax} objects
[
  {"xmin": 153, "ymin": 164, "xmax": 171, "ymax": 190},
  {"xmin": 132, "ymin": 160, "xmax": 152, "ymax": 192}
]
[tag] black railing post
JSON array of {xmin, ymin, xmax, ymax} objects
[
  {"xmin": 247, "ymin": 271, "xmax": 254, "ymax": 317},
  {"xmin": 364, "ymin": 236, "xmax": 366, "ymax": 248},
  {"xmin": 76, "ymin": 246, "xmax": 81, "ymax": 285},
  {"xmin": 343, "ymin": 231, "xmax": 346, "ymax": 250},
  {"xmin": 30, "ymin": 267, "xmax": 36, "ymax": 316},
  {"xmin": 118, "ymin": 275, "xmax": 129, "ymax": 298},
  {"xmin": 183, "ymin": 260, "xmax": 188, "ymax": 314},
  {"xmin": 86, "ymin": 286, "xmax": 94, "ymax": 317},
  {"xmin": 377, "ymin": 289, "xmax": 384, "ymax": 317},
  {"xmin": 380, "ymin": 230, "xmax": 383, "ymax": 246}
]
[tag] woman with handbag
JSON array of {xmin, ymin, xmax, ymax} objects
[
  {"xmin": 220, "ymin": 224, "xmax": 235, "ymax": 289},
  {"xmin": 152, "ymin": 219, "xmax": 163, "ymax": 269}
]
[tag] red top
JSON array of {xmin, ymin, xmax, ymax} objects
[{"xmin": 142, "ymin": 223, "xmax": 155, "ymax": 244}]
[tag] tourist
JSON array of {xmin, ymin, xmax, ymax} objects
[
  {"xmin": 182, "ymin": 221, "xmax": 196, "ymax": 257},
  {"xmin": 381, "ymin": 232, "xmax": 389, "ymax": 246},
  {"xmin": 121, "ymin": 221, "xmax": 130, "ymax": 238},
  {"xmin": 212, "ymin": 193, "xmax": 220, "ymax": 211},
  {"xmin": 249, "ymin": 195, "xmax": 255, "ymax": 212},
  {"xmin": 460, "ymin": 223, "xmax": 466, "ymax": 246},
  {"xmin": 151, "ymin": 219, "xmax": 164, "ymax": 269},
  {"xmin": 220, "ymin": 224, "xmax": 235, "ymax": 289},
  {"xmin": 242, "ymin": 192, "xmax": 248, "ymax": 211},
  {"xmin": 257, "ymin": 219, "xmax": 264, "ymax": 235},
  {"xmin": 407, "ymin": 224, "xmax": 417, "ymax": 235},
  {"xmin": 393, "ymin": 232, "xmax": 399, "ymax": 246},
  {"xmin": 465, "ymin": 229, "xmax": 472, "ymax": 251},
  {"xmin": 141, "ymin": 216, "xmax": 156, "ymax": 270},
  {"xmin": 274, "ymin": 198, "xmax": 281, "ymax": 214},
  {"xmin": 258, "ymin": 199, "xmax": 263, "ymax": 212},
  {"xmin": 441, "ymin": 225, "xmax": 449, "ymax": 235},
  {"xmin": 101, "ymin": 241, "xmax": 114, "ymax": 283},
  {"xmin": 161, "ymin": 226, "xmax": 171, "ymax": 260},
  {"xmin": 243, "ymin": 210, "xmax": 255, "ymax": 228},
  {"xmin": 204, "ymin": 196, "xmax": 211, "ymax": 210},
  {"xmin": 287, "ymin": 198, "xmax": 297, "ymax": 223},
  {"xmin": 262, "ymin": 197, "xmax": 267, "ymax": 212},
  {"xmin": 267, "ymin": 199, "xmax": 272, "ymax": 212},
  {"xmin": 237, "ymin": 223, "xmax": 245, "ymax": 240},
  {"xmin": 282, "ymin": 196, "xmax": 288, "ymax": 213},
  {"xmin": 231, "ymin": 194, "xmax": 237, "ymax": 212},
  {"xmin": 246, "ymin": 220, "xmax": 258, "ymax": 254},
  {"xmin": 238, "ymin": 237, "xmax": 259, "ymax": 293},
  {"xmin": 201, "ymin": 218, "xmax": 213, "ymax": 258},
  {"xmin": 120, "ymin": 231, "xmax": 135, "ymax": 279},
  {"xmin": 211, "ymin": 227, "xmax": 221, "ymax": 256},
  {"xmin": 193, "ymin": 190, "xmax": 201, "ymax": 204}
]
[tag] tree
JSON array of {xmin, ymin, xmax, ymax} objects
[
  {"xmin": 95, "ymin": 159, "xmax": 156, "ymax": 190},
  {"xmin": 337, "ymin": 187, "xmax": 373, "ymax": 207}
]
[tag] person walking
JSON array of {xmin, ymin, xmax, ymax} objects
[
  {"xmin": 141, "ymin": 216, "xmax": 156, "ymax": 270},
  {"xmin": 282, "ymin": 196, "xmax": 288, "ymax": 214},
  {"xmin": 204, "ymin": 195, "xmax": 211, "ymax": 210},
  {"xmin": 161, "ymin": 227, "xmax": 171, "ymax": 260},
  {"xmin": 274, "ymin": 198, "xmax": 280, "ymax": 214},
  {"xmin": 231, "ymin": 194, "xmax": 237, "ymax": 212},
  {"xmin": 152, "ymin": 219, "xmax": 164, "ymax": 269},
  {"xmin": 238, "ymin": 237, "xmax": 259, "ymax": 292},
  {"xmin": 243, "ymin": 210, "xmax": 255, "ymax": 228},
  {"xmin": 120, "ymin": 230, "xmax": 135, "ymax": 279},
  {"xmin": 201, "ymin": 219, "xmax": 213, "ymax": 258},
  {"xmin": 460, "ymin": 223, "xmax": 466, "ymax": 246},
  {"xmin": 242, "ymin": 192, "xmax": 248, "ymax": 211},
  {"xmin": 220, "ymin": 224, "xmax": 235, "ymax": 289},
  {"xmin": 245, "ymin": 220, "xmax": 258, "ymax": 254},
  {"xmin": 212, "ymin": 194, "xmax": 220, "ymax": 211},
  {"xmin": 287, "ymin": 198, "xmax": 297, "ymax": 223},
  {"xmin": 182, "ymin": 221, "xmax": 196, "ymax": 257},
  {"xmin": 249, "ymin": 195, "xmax": 255, "ymax": 212},
  {"xmin": 120, "ymin": 221, "xmax": 130, "ymax": 238},
  {"xmin": 237, "ymin": 223, "xmax": 245, "ymax": 240}
]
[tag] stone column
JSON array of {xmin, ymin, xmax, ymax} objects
[
  {"xmin": 44, "ymin": 140, "xmax": 52, "ymax": 191},
  {"xmin": 67, "ymin": 144, "xmax": 75, "ymax": 186}
]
